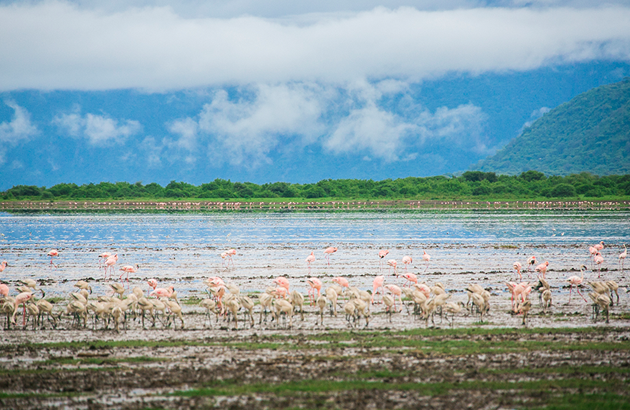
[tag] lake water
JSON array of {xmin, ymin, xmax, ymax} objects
[{"xmin": 0, "ymin": 210, "xmax": 628, "ymax": 298}]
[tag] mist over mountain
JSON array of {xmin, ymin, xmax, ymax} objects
[{"xmin": 473, "ymin": 77, "xmax": 630, "ymax": 176}]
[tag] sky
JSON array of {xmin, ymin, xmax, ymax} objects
[{"xmin": 1, "ymin": 0, "xmax": 630, "ymax": 189}]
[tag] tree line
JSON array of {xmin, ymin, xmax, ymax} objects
[{"xmin": 2, "ymin": 171, "xmax": 630, "ymax": 201}]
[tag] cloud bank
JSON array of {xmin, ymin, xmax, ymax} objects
[
  {"xmin": 1, "ymin": 2, "xmax": 630, "ymax": 91},
  {"xmin": 0, "ymin": 101, "xmax": 38, "ymax": 164}
]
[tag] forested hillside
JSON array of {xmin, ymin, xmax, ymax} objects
[
  {"xmin": 2, "ymin": 171, "xmax": 630, "ymax": 201},
  {"xmin": 473, "ymin": 78, "xmax": 630, "ymax": 175}
]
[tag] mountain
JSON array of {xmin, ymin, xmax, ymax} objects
[{"xmin": 472, "ymin": 78, "xmax": 630, "ymax": 176}]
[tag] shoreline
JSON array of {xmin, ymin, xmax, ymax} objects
[{"xmin": 2, "ymin": 199, "xmax": 630, "ymax": 213}]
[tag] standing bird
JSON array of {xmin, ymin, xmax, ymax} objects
[
  {"xmin": 47, "ymin": 249, "xmax": 59, "ymax": 269},
  {"xmin": 11, "ymin": 292, "xmax": 33, "ymax": 327},
  {"xmin": 593, "ymin": 252, "xmax": 605, "ymax": 277},
  {"xmin": 104, "ymin": 254, "xmax": 118, "ymax": 280},
  {"xmin": 225, "ymin": 249, "xmax": 236, "ymax": 268},
  {"xmin": 273, "ymin": 277, "xmax": 290, "ymax": 293},
  {"xmin": 324, "ymin": 247, "xmax": 337, "ymax": 265},
  {"xmin": 306, "ymin": 277, "xmax": 322, "ymax": 305},
  {"xmin": 422, "ymin": 251, "xmax": 431, "ymax": 272},
  {"xmin": 594, "ymin": 241, "xmax": 605, "ymax": 251},
  {"xmin": 513, "ymin": 262, "xmax": 523, "ymax": 280},
  {"xmin": 378, "ymin": 250, "xmax": 389, "ymax": 271},
  {"xmin": 387, "ymin": 259, "xmax": 397, "ymax": 276},
  {"xmin": 619, "ymin": 245, "xmax": 627, "ymax": 273},
  {"xmin": 98, "ymin": 252, "xmax": 111, "ymax": 269},
  {"xmin": 371, "ymin": 275, "xmax": 385, "ymax": 304},
  {"xmin": 306, "ymin": 252, "xmax": 315, "ymax": 272},
  {"xmin": 567, "ymin": 265, "xmax": 588, "ymax": 304},
  {"xmin": 384, "ymin": 284, "xmax": 403, "ymax": 311},
  {"xmin": 535, "ymin": 261, "xmax": 549, "ymax": 279},
  {"xmin": 401, "ymin": 272, "xmax": 418, "ymax": 287},
  {"xmin": 119, "ymin": 264, "xmax": 139, "ymax": 286},
  {"xmin": 402, "ymin": 255, "xmax": 412, "ymax": 271},
  {"xmin": 527, "ymin": 256, "xmax": 537, "ymax": 272},
  {"xmin": 0, "ymin": 261, "xmax": 8, "ymax": 273}
]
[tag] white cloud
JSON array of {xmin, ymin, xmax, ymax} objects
[
  {"xmin": 1, "ymin": 3, "xmax": 630, "ymax": 91},
  {"xmin": 194, "ymin": 84, "xmax": 329, "ymax": 167},
  {"xmin": 0, "ymin": 100, "xmax": 38, "ymax": 165},
  {"xmin": 0, "ymin": 100, "xmax": 38, "ymax": 143},
  {"xmin": 521, "ymin": 106, "xmax": 551, "ymax": 130},
  {"xmin": 164, "ymin": 81, "xmax": 490, "ymax": 166},
  {"xmin": 53, "ymin": 109, "xmax": 142, "ymax": 145}
]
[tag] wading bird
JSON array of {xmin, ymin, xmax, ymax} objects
[
  {"xmin": 567, "ymin": 265, "xmax": 588, "ymax": 304},
  {"xmin": 47, "ymin": 249, "xmax": 59, "ymax": 268},
  {"xmin": 324, "ymin": 246, "xmax": 337, "ymax": 265}
]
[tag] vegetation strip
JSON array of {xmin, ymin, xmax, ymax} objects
[
  {"xmin": 170, "ymin": 378, "xmax": 628, "ymax": 398},
  {"xmin": 4, "ymin": 327, "xmax": 627, "ymax": 352}
]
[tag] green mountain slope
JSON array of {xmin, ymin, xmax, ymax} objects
[{"xmin": 473, "ymin": 78, "xmax": 630, "ymax": 175}]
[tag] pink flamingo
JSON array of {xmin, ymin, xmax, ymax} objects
[
  {"xmin": 387, "ymin": 259, "xmax": 397, "ymax": 276},
  {"xmin": 619, "ymin": 245, "xmax": 627, "ymax": 273},
  {"xmin": 306, "ymin": 252, "xmax": 315, "ymax": 272},
  {"xmin": 567, "ymin": 265, "xmax": 588, "ymax": 303},
  {"xmin": 119, "ymin": 264, "xmax": 139, "ymax": 286},
  {"xmin": 402, "ymin": 255, "xmax": 412, "ymax": 271},
  {"xmin": 324, "ymin": 247, "xmax": 337, "ymax": 265},
  {"xmin": 272, "ymin": 286, "xmax": 288, "ymax": 299},
  {"xmin": 207, "ymin": 276, "xmax": 225, "ymax": 288},
  {"xmin": 11, "ymin": 292, "xmax": 33, "ymax": 326},
  {"xmin": 306, "ymin": 277, "xmax": 322, "ymax": 305},
  {"xmin": 384, "ymin": 284, "xmax": 402, "ymax": 311},
  {"xmin": 594, "ymin": 241, "xmax": 605, "ymax": 251},
  {"xmin": 0, "ymin": 283, "xmax": 9, "ymax": 298},
  {"xmin": 104, "ymin": 254, "xmax": 118, "ymax": 279},
  {"xmin": 527, "ymin": 256, "xmax": 536, "ymax": 272},
  {"xmin": 594, "ymin": 252, "xmax": 604, "ymax": 277},
  {"xmin": 511, "ymin": 283, "xmax": 527, "ymax": 312},
  {"xmin": 422, "ymin": 251, "xmax": 431, "ymax": 272},
  {"xmin": 47, "ymin": 249, "xmax": 59, "ymax": 269},
  {"xmin": 273, "ymin": 277, "xmax": 290, "ymax": 292},
  {"xmin": 535, "ymin": 261, "xmax": 549, "ymax": 279},
  {"xmin": 372, "ymin": 275, "xmax": 385, "ymax": 304},
  {"xmin": 0, "ymin": 261, "xmax": 7, "ymax": 273},
  {"xmin": 98, "ymin": 252, "xmax": 111, "ymax": 269},
  {"xmin": 506, "ymin": 282, "xmax": 518, "ymax": 308},
  {"xmin": 400, "ymin": 272, "xmax": 418, "ymax": 287},
  {"xmin": 226, "ymin": 249, "xmax": 236, "ymax": 267},
  {"xmin": 150, "ymin": 285, "xmax": 175, "ymax": 299},
  {"xmin": 147, "ymin": 278, "xmax": 158, "ymax": 296},
  {"xmin": 414, "ymin": 283, "xmax": 431, "ymax": 298},
  {"xmin": 513, "ymin": 262, "xmax": 523, "ymax": 280},
  {"xmin": 378, "ymin": 250, "xmax": 389, "ymax": 271},
  {"xmin": 332, "ymin": 276, "xmax": 349, "ymax": 290}
]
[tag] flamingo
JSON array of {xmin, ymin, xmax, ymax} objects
[
  {"xmin": 306, "ymin": 277, "xmax": 322, "ymax": 305},
  {"xmin": 422, "ymin": 251, "xmax": 431, "ymax": 272},
  {"xmin": 273, "ymin": 277, "xmax": 290, "ymax": 292},
  {"xmin": 0, "ymin": 261, "xmax": 7, "ymax": 273},
  {"xmin": 225, "ymin": 249, "xmax": 236, "ymax": 267},
  {"xmin": 150, "ymin": 285, "xmax": 175, "ymax": 299},
  {"xmin": 98, "ymin": 252, "xmax": 111, "ymax": 269},
  {"xmin": 567, "ymin": 265, "xmax": 588, "ymax": 303},
  {"xmin": 47, "ymin": 249, "xmax": 59, "ymax": 268},
  {"xmin": 402, "ymin": 255, "xmax": 412, "ymax": 271},
  {"xmin": 11, "ymin": 291, "xmax": 33, "ymax": 326},
  {"xmin": 332, "ymin": 277, "xmax": 349, "ymax": 291},
  {"xmin": 104, "ymin": 254, "xmax": 118, "ymax": 279},
  {"xmin": 535, "ymin": 261, "xmax": 549, "ymax": 279},
  {"xmin": 400, "ymin": 272, "xmax": 418, "ymax": 287},
  {"xmin": 306, "ymin": 252, "xmax": 315, "ymax": 272},
  {"xmin": 378, "ymin": 250, "xmax": 389, "ymax": 271},
  {"xmin": 384, "ymin": 284, "xmax": 402, "ymax": 311},
  {"xmin": 372, "ymin": 275, "xmax": 385, "ymax": 304},
  {"xmin": 513, "ymin": 262, "xmax": 522, "ymax": 280},
  {"xmin": 0, "ymin": 283, "xmax": 9, "ymax": 299},
  {"xmin": 594, "ymin": 241, "xmax": 605, "ymax": 251},
  {"xmin": 594, "ymin": 252, "xmax": 604, "ymax": 277},
  {"xmin": 387, "ymin": 259, "xmax": 397, "ymax": 276},
  {"xmin": 119, "ymin": 264, "xmax": 139, "ymax": 286},
  {"xmin": 324, "ymin": 247, "xmax": 337, "ymax": 265},
  {"xmin": 619, "ymin": 245, "xmax": 627, "ymax": 273},
  {"xmin": 527, "ymin": 256, "xmax": 536, "ymax": 272}
]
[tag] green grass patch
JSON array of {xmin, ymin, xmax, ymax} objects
[{"xmin": 537, "ymin": 393, "xmax": 630, "ymax": 410}]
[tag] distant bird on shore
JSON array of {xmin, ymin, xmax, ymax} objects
[
  {"xmin": 513, "ymin": 262, "xmax": 523, "ymax": 280},
  {"xmin": 378, "ymin": 250, "xmax": 389, "ymax": 271},
  {"xmin": 567, "ymin": 265, "xmax": 588, "ymax": 303},
  {"xmin": 47, "ymin": 249, "xmax": 59, "ymax": 269},
  {"xmin": 0, "ymin": 261, "xmax": 7, "ymax": 273},
  {"xmin": 402, "ymin": 255, "xmax": 412, "ymax": 271},
  {"xmin": 306, "ymin": 252, "xmax": 315, "ymax": 272},
  {"xmin": 619, "ymin": 245, "xmax": 627, "ymax": 273},
  {"xmin": 324, "ymin": 247, "xmax": 337, "ymax": 265},
  {"xmin": 422, "ymin": 251, "xmax": 431, "ymax": 272}
]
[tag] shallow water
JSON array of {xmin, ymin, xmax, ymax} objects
[{"xmin": 0, "ymin": 210, "xmax": 628, "ymax": 299}]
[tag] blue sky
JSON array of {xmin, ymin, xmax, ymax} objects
[{"xmin": 1, "ymin": 0, "xmax": 630, "ymax": 190}]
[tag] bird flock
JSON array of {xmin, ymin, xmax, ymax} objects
[{"xmin": 0, "ymin": 241, "xmax": 627, "ymax": 332}]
